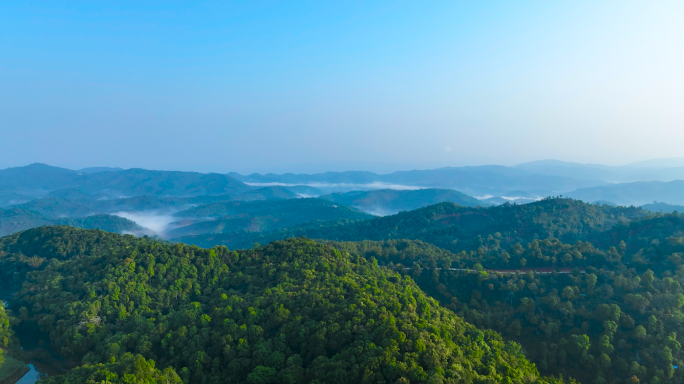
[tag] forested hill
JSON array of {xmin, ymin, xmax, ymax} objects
[
  {"xmin": 319, "ymin": 231, "xmax": 684, "ymax": 383},
  {"xmin": 167, "ymin": 198, "xmax": 375, "ymax": 238},
  {"xmin": 0, "ymin": 207, "xmax": 145, "ymax": 237},
  {"xmin": 319, "ymin": 188, "xmax": 484, "ymax": 215},
  {"xmin": 0, "ymin": 226, "xmax": 570, "ymax": 384},
  {"xmin": 173, "ymin": 197, "xmax": 370, "ymax": 219},
  {"xmin": 177, "ymin": 198, "xmax": 652, "ymax": 252}
]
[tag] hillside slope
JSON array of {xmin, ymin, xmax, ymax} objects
[
  {"xmin": 0, "ymin": 207, "xmax": 144, "ymax": 237},
  {"xmin": 2, "ymin": 227, "xmax": 569, "ymax": 384},
  {"xmin": 320, "ymin": 188, "xmax": 483, "ymax": 215},
  {"xmin": 178, "ymin": 198, "xmax": 651, "ymax": 251},
  {"xmin": 328, "ymin": 238, "xmax": 684, "ymax": 384},
  {"xmin": 168, "ymin": 198, "xmax": 374, "ymax": 238}
]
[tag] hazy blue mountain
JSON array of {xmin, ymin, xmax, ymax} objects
[
  {"xmin": 228, "ymin": 186, "xmax": 298, "ymax": 201},
  {"xmin": 283, "ymin": 185, "xmax": 324, "ymax": 197},
  {"xmin": 501, "ymin": 189, "xmax": 553, "ymax": 198},
  {"xmin": 11, "ymin": 193, "xmax": 231, "ymax": 216},
  {"xmin": 92, "ymin": 188, "xmax": 294, "ymax": 214},
  {"xmin": 173, "ymin": 197, "xmax": 370, "ymax": 219},
  {"xmin": 0, "ymin": 191, "xmax": 33, "ymax": 207},
  {"xmin": 0, "ymin": 163, "xmax": 80, "ymax": 193},
  {"xmin": 626, "ymin": 157, "xmax": 684, "ymax": 168},
  {"xmin": 592, "ymin": 200, "xmax": 617, "ymax": 206},
  {"xmin": 45, "ymin": 188, "xmax": 93, "ymax": 200},
  {"xmin": 13, "ymin": 197, "xmax": 95, "ymax": 218},
  {"xmin": 168, "ymin": 198, "xmax": 374, "ymax": 238},
  {"xmin": 0, "ymin": 164, "xmax": 252, "ymax": 198},
  {"xmin": 76, "ymin": 168, "xmax": 251, "ymax": 196},
  {"xmin": 566, "ymin": 180, "xmax": 684, "ymax": 206},
  {"xmin": 641, "ymin": 201, "xmax": 684, "ymax": 213},
  {"xmin": 0, "ymin": 207, "xmax": 144, "ymax": 237},
  {"xmin": 94, "ymin": 195, "xmax": 190, "ymax": 213},
  {"xmin": 515, "ymin": 159, "xmax": 684, "ymax": 182},
  {"xmin": 77, "ymin": 167, "xmax": 125, "ymax": 173},
  {"xmin": 228, "ymin": 170, "xmax": 380, "ymax": 184},
  {"xmin": 481, "ymin": 196, "xmax": 537, "ymax": 205},
  {"xmin": 55, "ymin": 214, "xmax": 146, "ymax": 234},
  {"xmin": 232, "ymin": 165, "xmax": 605, "ymax": 196},
  {"xmin": 319, "ymin": 188, "xmax": 483, "ymax": 215},
  {"xmin": 0, "ymin": 207, "xmax": 53, "ymax": 236}
]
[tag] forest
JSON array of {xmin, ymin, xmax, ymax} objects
[
  {"xmin": 329, "ymin": 238, "xmax": 684, "ymax": 384},
  {"xmin": 1, "ymin": 226, "xmax": 570, "ymax": 384},
  {"xmin": 0, "ymin": 198, "xmax": 683, "ymax": 383}
]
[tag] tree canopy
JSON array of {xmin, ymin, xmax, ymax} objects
[{"xmin": 2, "ymin": 226, "xmax": 571, "ymax": 384}]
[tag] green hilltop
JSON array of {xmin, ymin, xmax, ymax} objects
[{"xmin": 1, "ymin": 226, "xmax": 570, "ymax": 384}]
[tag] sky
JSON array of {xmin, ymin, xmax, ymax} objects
[{"xmin": 1, "ymin": 1, "xmax": 683, "ymax": 174}]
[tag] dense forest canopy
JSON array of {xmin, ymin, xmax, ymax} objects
[
  {"xmin": 1, "ymin": 197, "xmax": 684, "ymax": 383},
  {"xmin": 325, "ymin": 238, "xmax": 684, "ymax": 384},
  {"xmin": 0, "ymin": 227, "xmax": 570, "ymax": 384}
]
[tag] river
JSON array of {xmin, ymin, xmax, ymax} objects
[
  {"xmin": 13, "ymin": 358, "xmax": 63, "ymax": 384},
  {"xmin": 14, "ymin": 365, "xmax": 39, "ymax": 384}
]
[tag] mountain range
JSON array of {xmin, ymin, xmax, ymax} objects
[
  {"xmin": 167, "ymin": 198, "xmax": 374, "ymax": 238},
  {"xmin": 3, "ymin": 160, "xmax": 684, "ymax": 383},
  {"xmin": 175, "ymin": 197, "xmax": 653, "ymax": 251},
  {"xmin": 0, "ymin": 163, "xmax": 250, "ymax": 198},
  {"xmin": 5, "ymin": 161, "xmax": 684, "ymax": 240},
  {"xmin": 3, "ymin": 196, "xmax": 684, "ymax": 383},
  {"xmin": 319, "ymin": 188, "xmax": 483, "ymax": 215},
  {"xmin": 229, "ymin": 165, "xmax": 605, "ymax": 196}
]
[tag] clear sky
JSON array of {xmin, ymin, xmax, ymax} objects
[{"xmin": 2, "ymin": 1, "xmax": 683, "ymax": 173}]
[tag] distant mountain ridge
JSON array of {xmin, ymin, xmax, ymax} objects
[
  {"xmin": 6, "ymin": 160, "xmax": 684, "ymax": 233},
  {"xmin": 0, "ymin": 163, "xmax": 251, "ymax": 197},
  {"xmin": 231, "ymin": 165, "xmax": 605, "ymax": 196},
  {"xmin": 319, "ymin": 188, "xmax": 484, "ymax": 215},
  {"xmin": 514, "ymin": 159, "xmax": 684, "ymax": 182},
  {"xmin": 641, "ymin": 201, "xmax": 684, "ymax": 213},
  {"xmin": 566, "ymin": 180, "xmax": 684, "ymax": 206}
]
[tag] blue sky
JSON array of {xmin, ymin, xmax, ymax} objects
[{"xmin": 1, "ymin": 1, "xmax": 683, "ymax": 173}]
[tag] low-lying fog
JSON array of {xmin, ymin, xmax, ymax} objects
[{"xmin": 113, "ymin": 211, "xmax": 180, "ymax": 238}]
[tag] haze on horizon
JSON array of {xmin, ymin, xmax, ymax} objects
[{"xmin": 2, "ymin": 1, "xmax": 683, "ymax": 174}]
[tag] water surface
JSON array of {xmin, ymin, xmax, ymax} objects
[{"xmin": 14, "ymin": 364, "xmax": 40, "ymax": 384}]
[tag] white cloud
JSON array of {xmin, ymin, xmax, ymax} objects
[{"xmin": 112, "ymin": 211, "xmax": 178, "ymax": 237}]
